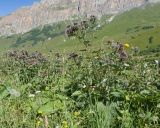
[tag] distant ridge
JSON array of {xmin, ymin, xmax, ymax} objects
[{"xmin": 0, "ymin": 0, "xmax": 159, "ymax": 36}]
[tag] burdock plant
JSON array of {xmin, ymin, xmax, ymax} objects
[{"xmin": 65, "ymin": 15, "xmax": 97, "ymax": 48}]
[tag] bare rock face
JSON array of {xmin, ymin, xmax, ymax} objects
[{"xmin": 0, "ymin": 0, "xmax": 157, "ymax": 36}]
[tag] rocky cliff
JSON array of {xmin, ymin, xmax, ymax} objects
[{"xmin": 0, "ymin": 0, "xmax": 158, "ymax": 36}]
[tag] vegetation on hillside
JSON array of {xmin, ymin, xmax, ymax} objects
[
  {"xmin": 0, "ymin": 3, "xmax": 160, "ymax": 128},
  {"xmin": 0, "ymin": 41, "xmax": 160, "ymax": 127}
]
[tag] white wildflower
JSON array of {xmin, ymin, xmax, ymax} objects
[
  {"xmin": 144, "ymin": 63, "xmax": 148, "ymax": 68},
  {"xmin": 7, "ymin": 88, "xmax": 20, "ymax": 97},
  {"xmin": 28, "ymin": 94, "xmax": 35, "ymax": 98},
  {"xmin": 83, "ymin": 85, "xmax": 86, "ymax": 88},
  {"xmin": 124, "ymin": 63, "xmax": 130, "ymax": 67},
  {"xmin": 35, "ymin": 91, "xmax": 41, "ymax": 94},
  {"xmin": 155, "ymin": 60, "xmax": 159, "ymax": 65},
  {"xmin": 101, "ymin": 79, "xmax": 107, "ymax": 84}
]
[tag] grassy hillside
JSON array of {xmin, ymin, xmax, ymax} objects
[
  {"xmin": 0, "ymin": 3, "xmax": 160, "ymax": 54},
  {"xmin": 98, "ymin": 3, "xmax": 160, "ymax": 48}
]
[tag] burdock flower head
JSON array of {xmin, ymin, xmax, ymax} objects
[
  {"xmin": 65, "ymin": 23, "xmax": 79, "ymax": 37},
  {"xmin": 89, "ymin": 15, "xmax": 97, "ymax": 24},
  {"xmin": 116, "ymin": 42, "xmax": 128, "ymax": 61},
  {"xmin": 80, "ymin": 20, "xmax": 89, "ymax": 30}
]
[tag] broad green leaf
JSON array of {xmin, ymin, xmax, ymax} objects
[
  {"xmin": 140, "ymin": 90, "xmax": 150, "ymax": 95},
  {"xmin": 39, "ymin": 102, "xmax": 54, "ymax": 115},
  {"xmin": 71, "ymin": 91, "xmax": 82, "ymax": 97}
]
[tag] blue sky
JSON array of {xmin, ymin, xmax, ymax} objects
[{"xmin": 0, "ymin": 0, "xmax": 39, "ymax": 16}]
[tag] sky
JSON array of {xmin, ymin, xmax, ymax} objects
[{"xmin": 0, "ymin": 0, "xmax": 39, "ymax": 16}]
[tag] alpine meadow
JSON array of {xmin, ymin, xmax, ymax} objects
[{"xmin": 0, "ymin": 0, "xmax": 160, "ymax": 128}]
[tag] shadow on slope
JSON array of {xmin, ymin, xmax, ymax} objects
[{"xmin": 12, "ymin": 23, "xmax": 65, "ymax": 47}]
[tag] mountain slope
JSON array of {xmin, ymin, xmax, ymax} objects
[
  {"xmin": 0, "ymin": 3, "xmax": 160, "ymax": 54},
  {"xmin": 0, "ymin": 0, "xmax": 154, "ymax": 36}
]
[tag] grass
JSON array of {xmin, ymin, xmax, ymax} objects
[{"xmin": 0, "ymin": 45, "xmax": 160, "ymax": 127}]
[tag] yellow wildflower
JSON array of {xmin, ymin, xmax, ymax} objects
[
  {"xmin": 35, "ymin": 120, "xmax": 41, "ymax": 128},
  {"xmin": 38, "ymin": 110, "xmax": 43, "ymax": 114},
  {"xmin": 74, "ymin": 111, "xmax": 80, "ymax": 116},
  {"xmin": 37, "ymin": 110, "xmax": 44, "ymax": 117},
  {"xmin": 62, "ymin": 121, "xmax": 68, "ymax": 128},
  {"xmin": 124, "ymin": 43, "xmax": 130, "ymax": 48}
]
